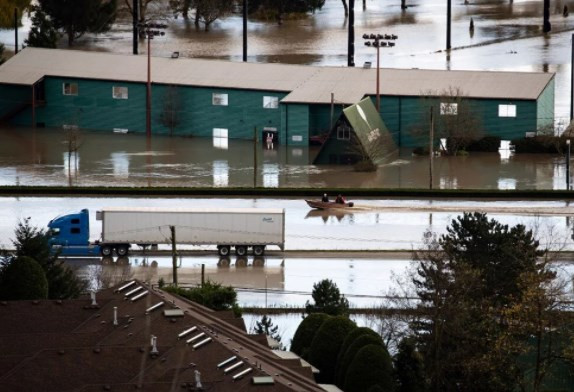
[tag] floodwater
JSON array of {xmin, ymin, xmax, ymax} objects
[
  {"xmin": 1, "ymin": 196, "xmax": 574, "ymax": 251},
  {"xmin": 0, "ymin": 125, "xmax": 573, "ymax": 189},
  {"xmin": 1, "ymin": 0, "xmax": 573, "ymax": 122}
]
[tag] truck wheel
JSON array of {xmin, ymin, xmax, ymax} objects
[
  {"xmin": 253, "ymin": 245, "xmax": 265, "ymax": 256},
  {"xmin": 235, "ymin": 246, "xmax": 247, "ymax": 256},
  {"xmin": 101, "ymin": 245, "xmax": 112, "ymax": 257},
  {"xmin": 116, "ymin": 245, "xmax": 129, "ymax": 257},
  {"xmin": 218, "ymin": 246, "xmax": 231, "ymax": 256}
]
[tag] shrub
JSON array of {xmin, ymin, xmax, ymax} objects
[
  {"xmin": 164, "ymin": 281, "xmax": 238, "ymax": 311},
  {"xmin": 511, "ymin": 136, "xmax": 571, "ymax": 154},
  {"xmin": 291, "ymin": 313, "xmax": 331, "ymax": 358},
  {"xmin": 394, "ymin": 336, "xmax": 426, "ymax": 392},
  {"xmin": 335, "ymin": 327, "xmax": 382, "ymax": 386},
  {"xmin": 308, "ymin": 316, "xmax": 357, "ymax": 383},
  {"xmin": 337, "ymin": 334, "xmax": 385, "ymax": 388},
  {"xmin": 344, "ymin": 345, "xmax": 396, "ymax": 392},
  {"xmin": 0, "ymin": 256, "xmax": 49, "ymax": 300},
  {"xmin": 412, "ymin": 146, "xmax": 430, "ymax": 156},
  {"xmin": 467, "ymin": 136, "xmax": 501, "ymax": 152}
]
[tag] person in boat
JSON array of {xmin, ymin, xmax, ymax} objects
[
  {"xmin": 335, "ymin": 194, "xmax": 346, "ymax": 204},
  {"xmin": 322, "ymin": 193, "xmax": 329, "ymax": 202}
]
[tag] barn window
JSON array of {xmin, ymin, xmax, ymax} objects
[
  {"xmin": 337, "ymin": 124, "xmax": 351, "ymax": 140},
  {"xmin": 263, "ymin": 96, "xmax": 279, "ymax": 109},
  {"xmin": 113, "ymin": 86, "xmax": 128, "ymax": 99},
  {"xmin": 498, "ymin": 104, "xmax": 516, "ymax": 117},
  {"xmin": 440, "ymin": 103, "xmax": 458, "ymax": 116},
  {"xmin": 212, "ymin": 93, "xmax": 228, "ymax": 106},
  {"xmin": 63, "ymin": 83, "xmax": 78, "ymax": 96}
]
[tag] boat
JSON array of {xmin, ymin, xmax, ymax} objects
[{"xmin": 306, "ymin": 200, "xmax": 354, "ymax": 209}]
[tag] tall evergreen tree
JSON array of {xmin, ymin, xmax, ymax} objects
[
  {"xmin": 305, "ymin": 279, "xmax": 349, "ymax": 316},
  {"xmin": 25, "ymin": 5, "xmax": 59, "ymax": 48},
  {"xmin": 8, "ymin": 218, "xmax": 86, "ymax": 299},
  {"xmin": 38, "ymin": 0, "xmax": 117, "ymax": 46}
]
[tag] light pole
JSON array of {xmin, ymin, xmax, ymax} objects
[
  {"xmin": 138, "ymin": 22, "xmax": 166, "ymax": 138},
  {"xmin": 363, "ymin": 33, "xmax": 398, "ymax": 112},
  {"xmin": 567, "ymin": 139, "xmax": 571, "ymax": 190}
]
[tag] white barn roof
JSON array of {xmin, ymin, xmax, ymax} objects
[{"xmin": 0, "ymin": 48, "xmax": 554, "ymax": 103}]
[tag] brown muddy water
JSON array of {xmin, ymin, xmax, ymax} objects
[
  {"xmin": 0, "ymin": 125, "xmax": 570, "ymax": 189},
  {"xmin": 1, "ymin": 0, "xmax": 574, "ymax": 121}
]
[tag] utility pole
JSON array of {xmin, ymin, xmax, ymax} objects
[
  {"xmin": 132, "ymin": 0, "xmax": 139, "ymax": 55},
  {"xmin": 243, "ymin": 0, "xmax": 248, "ymax": 62},
  {"xmin": 330, "ymin": 93, "xmax": 335, "ymax": 131},
  {"xmin": 14, "ymin": 8, "xmax": 18, "ymax": 54},
  {"xmin": 138, "ymin": 22, "xmax": 166, "ymax": 137},
  {"xmin": 446, "ymin": 0, "xmax": 451, "ymax": 50},
  {"xmin": 347, "ymin": 0, "xmax": 355, "ymax": 67},
  {"xmin": 429, "ymin": 106, "xmax": 434, "ymax": 190},
  {"xmin": 201, "ymin": 264, "xmax": 205, "ymax": 287},
  {"xmin": 253, "ymin": 126, "xmax": 257, "ymax": 188},
  {"xmin": 170, "ymin": 225, "xmax": 178, "ymax": 286},
  {"xmin": 571, "ymin": 33, "xmax": 574, "ymax": 122},
  {"xmin": 363, "ymin": 34, "xmax": 398, "ymax": 112}
]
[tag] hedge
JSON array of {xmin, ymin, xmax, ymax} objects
[
  {"xmin": 335, "ymin": 327, "xmax": 382, "ymax": 386},
  {"xmin": 290, "ymin": 313, "xmax": 331, "ymax": 359},
  {"xmin": 308, "ymin": 316, "xmax": 357, "ymax": 383},
  {"xmin": 337, "ymin": 334, "xmax": 385, "ymax": 388},
  {"xmin": 344, "ymin": 344, "xmax": 396, "ymax": 392}
]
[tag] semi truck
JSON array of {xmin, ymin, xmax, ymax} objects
[{"xmin": 47, "ymin": 207, "xmax": 285, "ymax": 257}]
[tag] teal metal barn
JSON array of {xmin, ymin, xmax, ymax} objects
[{"xmin": 0, "ymin": 48, "xmax": 555, "ymax": 149}]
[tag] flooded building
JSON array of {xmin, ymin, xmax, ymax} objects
[{"xmin": 0, "ymin": 48, "xmax": 554, "ymax": 149}]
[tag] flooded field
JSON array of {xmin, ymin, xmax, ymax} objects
[{"xmin": 1, "ymin": 0, "xmax": 573, "ymax": 121}]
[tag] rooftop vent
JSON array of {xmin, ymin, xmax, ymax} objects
[
  {"xmin": 224, "ymin": 361, "xmax": 243, "ymax": 374},
  {"xmin": 363, "ymin": 61, "xmax": 372, "ymax": 69},
  {"xmin": 171, "ymin": 51, "xmax": 180, "ymax": 59},
  {"xmin": 124, "ymin": 286, "xmax": 143, "ymax": 298},
  {"xmin": 252, "ymin": 376, "xmax": 275, "ymax": 385},
  {"xmin": 131, "ymin": 291, "xmax": 148, "ymax": 302},
  {"xmin": 116, "ymin": 281, "xmax": 136, "ymax": 292},
  {"xmin": 192, "ymin": 338, "xmax": 212, "ymax": 350},
  {"xmin": 217, "ymin": 356, "xmax": 237, "ymax": 369},
  {"xmin": 163, "ymin": 309, "xmax": 184, "ymax": 318},
  {"xmin": 186, "ymin": 332, "xmax": 205, "ymax": 345},
  {"xmin": 145, "ymin": 302, "xmax": 164, "ymax": 314},
  {"xmin": 178, "ymin": 326, "xmax": 197, "ymax": 339},
  {"xmin": 233, "ymin": 368, "xmax": 253, "ymax": 381}
]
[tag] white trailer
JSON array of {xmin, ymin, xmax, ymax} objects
[{"xmin": 95, "ymin": 207, "xmax": 285, "ymax": 257}]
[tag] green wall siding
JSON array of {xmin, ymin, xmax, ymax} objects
[
  {"xmin": 0, "ymin": 84, "xmax": 31, "ymax": 124},
  {"xmin": 536, "ymin": 77, "xmax": 555, "ymax": 131},
  {"xmin": 376, "ymin": 95, "xmax": 539, "ymax": 148},
  {"xmin": 0, "ymin": 74, "xmax": 554, "ymax": 149},
  {"xmin": 285, "ymin": 104, "xmax": 309, "ymax": 146},
  {"xmin": 308, "ymin": 104, "xmax": 343, "ymax": 136},
  {"xmin": 24, "ymin": 77, "xmax": 285, "ymax": 141}
]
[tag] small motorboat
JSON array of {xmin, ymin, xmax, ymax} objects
[{"xmin": 306, "ymin": 200, "xmax": 354, "ymax": 209}]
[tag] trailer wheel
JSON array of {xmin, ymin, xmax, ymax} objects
[
  {"xmin": 116, "ymin": 245, "xmax": 129, "ymax": 257},
  {"xmin": 235, "ymin": 246, "xmax": 247, "ymax": 256},
  {"xmin": 101, "ymin": 245, "xmax": 112, "ymax": 257},
  {"xmin": 253, "ymin": 245, "xmax": 265, "ymax": 256},
  {"xmin": 218, "ymin": 246, "xmax": 231, "ymax": 257}
]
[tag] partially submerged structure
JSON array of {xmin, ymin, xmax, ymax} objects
[
  {"xmin": 0, "ymin": 48, "xmax": 555, "ymax": 150},
  {"xmin": 313, "ymin": 97, "xmax": 397, "ymax": 165}
]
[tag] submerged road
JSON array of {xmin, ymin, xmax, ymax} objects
[{"xmin": 1, "ymin": 196, "xmax": 574, "ymax": 251}]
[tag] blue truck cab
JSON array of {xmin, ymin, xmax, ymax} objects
[{"xmin": 47, "ymin": 209, "xmax": 101, "ymax": 256}]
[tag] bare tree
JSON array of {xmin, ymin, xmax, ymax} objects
[{"xmin": 411, "ymin": 87, "xmax": 483, "ymax": 155}]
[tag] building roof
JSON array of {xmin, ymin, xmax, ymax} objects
[
  {"xmin": 0, "ymin": 281, "xmax": 324, "ymax": 392},
  {"xmin": 0, "ymin": 48, "xmax": 554, "ymax": 103}
]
